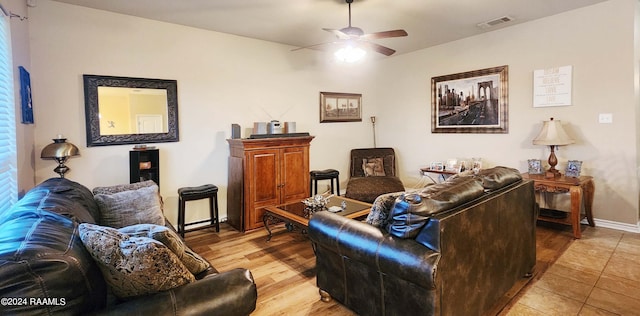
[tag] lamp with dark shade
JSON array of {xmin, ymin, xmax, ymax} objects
[
  {"xmin": 533, "ymin": 117, "xmax": 574, "ymax": 178},
  {"xmin": 41, "ymin": 136, "xmax": 80, "ymax": 178}
]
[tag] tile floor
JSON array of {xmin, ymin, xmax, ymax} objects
[{"xmin": 506, "ymin": 226, "xmax": 640, "ymax": 315}]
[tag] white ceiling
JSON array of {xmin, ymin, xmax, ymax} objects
[{"xmin": 50, "ymin": 0, "xmax": 607, "ymax": 56}]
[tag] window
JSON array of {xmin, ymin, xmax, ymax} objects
[{"xmin": 0, "ymin": 12, "xmax": 17, "ymax": 213}]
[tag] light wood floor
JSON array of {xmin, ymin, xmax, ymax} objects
[{"xmin": 185, "ymin": 221, "xmax": 574, "ymax": 316}]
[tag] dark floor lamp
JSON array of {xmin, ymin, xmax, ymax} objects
[
  {"xmin": 533, "ymin": 118, "xmax": 574, "ymax": 178},
  {"xmin": 41, "ymin": 136, "xmax": 80, "ymax": 178}
]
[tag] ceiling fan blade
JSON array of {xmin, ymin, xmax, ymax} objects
[
  {"xmin": 323, "ymin": 28, "xmax": 350, "ymax": 40},
  {"xmin": 291, "ymin": 42, "xmax": 337, "ymax": 52},
  {"xmin": 361, "ymin": 29, "xmax": 408, "ymax": 40},
  {"xmin": 362, "ymin": 42, "xmax": 396, "ymax": 56}
]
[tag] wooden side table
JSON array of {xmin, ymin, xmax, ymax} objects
[{"xmin": 522, "ymin": 173, "xmax": 595, "ymax": 238}]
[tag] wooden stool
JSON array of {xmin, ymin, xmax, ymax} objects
[
  {"xmin": 310, "ymin": 169, "xmax": 340, "ymax": 196},
  {"xmin": 177, "ymin": 184, "xmax": 219, "ymax": 237}
]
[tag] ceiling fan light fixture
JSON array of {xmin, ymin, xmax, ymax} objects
[{"xmin": 334, "ymin": 43, "xmax": 367, "ymax": 63}]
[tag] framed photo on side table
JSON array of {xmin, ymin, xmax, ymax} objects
[
  {"xmin": 528, "ymin": 159, "xmax": 543, "ymax": 175},
  {"xmin": 430, "ymin": 162, "xmax": 444, "ymax": 171},
  {"xmin": 565, "ymin": 160, "xmax": 582, "ymax": 177}
]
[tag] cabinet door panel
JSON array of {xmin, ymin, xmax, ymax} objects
[
  {"xmin": 281, "ymin": 146, "xmax": 309, "ymax": 202},
  {"xmin": 249, "ymin": 150, "xmax": 279, "ymax": 205},
  {"xmin": 246, "ymin": 149, "xmax": 279, "ymax": 230}
]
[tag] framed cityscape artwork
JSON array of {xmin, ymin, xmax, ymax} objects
[{"xmin": 431, "ymin": 65, "xmax": 509, "ymax": 134}]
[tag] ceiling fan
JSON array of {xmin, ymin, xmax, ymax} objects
[{"xmin": 293, "ymin": 0, "xmax": 408, "ymax": 57}]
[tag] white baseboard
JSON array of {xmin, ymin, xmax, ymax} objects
[{"xmin": 582, "ymin": 218, "xmax": 640, "ymax": 233}]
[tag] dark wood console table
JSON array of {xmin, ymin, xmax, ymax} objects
[{"xmin": 522, "ymin": 173, "xmax": 595, "ymax": 238}]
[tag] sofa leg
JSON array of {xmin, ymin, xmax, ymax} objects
[
  {"xmin": 319, "ymin": 289, "xmax": 332, "ymax": 302},
  {"xmin": 524, "ymin": 271, "xmax": 533, "ymax": 278}
]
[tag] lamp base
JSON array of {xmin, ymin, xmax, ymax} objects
[
  {"xmin": 54, "ymin": 157, "xmax": 70, "ymax": 178},
  {"xmin": 545, "ymin": 169, "xmax": 561, "ymax": 179},
  {"xmin": 545, "ymin": 145, "xmax": 561, "ymax": 178}
]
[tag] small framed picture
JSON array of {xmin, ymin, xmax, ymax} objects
[
  {"xmin": 319, "ymin": 92, "xmax": 362, "ymax": 123},
  {"xmin": 528, "ymin": 159, "xmax": 543, "ymax": 174},
  {"xmin": 430, "ymin": 161, "xmax": 444, "ymax": 171},
  {"xmin": 565, "ymin": 160, "xmax": 582, "ymax": 177}
]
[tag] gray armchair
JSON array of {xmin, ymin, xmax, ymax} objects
[{"xmin": 344, "ymin": 148, "xmax": 405, "ymax": 203}]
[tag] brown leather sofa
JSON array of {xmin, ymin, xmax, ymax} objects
[
  {"xmin": 0, "ymin": 178, "xmax": 257, "ymax": 315},
  {"xmin": 309, "ymin": 167, "xmax": 537, "ymax": 315}
]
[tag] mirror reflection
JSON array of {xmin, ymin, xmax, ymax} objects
[
  {"xmin": 98, "ymin": 87, "xmax": 168, "ymax": 135},
  {"xmin": 83, "ymin": 74, "xmax": 179, "ymax": 147}
]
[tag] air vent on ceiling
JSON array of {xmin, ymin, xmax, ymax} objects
[{"xmin": 476, "ymin": 16, "xmax": 514, "ymax": 29}]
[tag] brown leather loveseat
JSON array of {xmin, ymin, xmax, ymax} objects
[
  {"xmin": 309, "ymin": 167, "xmax": 537, "ymax": 315},
  {"xmin": 0, "ymin": 178, "xmax": 257, "ymax": 315}
]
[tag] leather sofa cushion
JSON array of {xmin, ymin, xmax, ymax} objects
[
  {"xmin": 0, "ymin": 209, "xmax": 107, "ymax": 314},
  {"xmin": 475, "ymin": 166, "xmax": 522, "ymax": 190},
  {"xmin": 412, "ymin": 176, "xmax": 485, "ymax": 215},
  {"xmin": 79, "ymin": 223, "xmax": 195, "ymax": 299},
  {"xmin": 4, "ymin": 177, "xmax": 100, "ymax": 224},
  {"xmin": 387, "ymin": 177, "xmax": 484, "ymax": 239}
]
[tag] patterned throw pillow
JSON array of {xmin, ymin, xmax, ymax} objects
[
  {"xmin": 78, "ymin": 223, "xmax": 195, "ymax": 299},
  {"xmin": 365, "ymin": 191, "xmax": 403, "ymax": 228},
  {"xmin": 362, "ymin": 158, "xmax": 386, "ymax": 176},
  {"xmin": 94, "ymin": 185, "xmax": 164, "ymax": 228},
  {"xmin": 119, "ymin": 224, "xmax": 210, "ymax": 275}
]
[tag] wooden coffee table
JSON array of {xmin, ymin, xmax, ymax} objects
[{"xmin": 263, "ymin": 196, "xmax": 372, "ymax": 241}]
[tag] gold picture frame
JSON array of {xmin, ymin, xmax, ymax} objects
[
  {"xmin": 319, "ymin": 92, "xmax": 362, "ymax": 123},
  {"xmin": 431, "ymin": 65, "xmax": 509, "ymax": 133}
]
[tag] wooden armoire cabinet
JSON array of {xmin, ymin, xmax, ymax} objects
[{"xmin": 227, "ymin": 136, "xmax": 314, "ymax": 231}]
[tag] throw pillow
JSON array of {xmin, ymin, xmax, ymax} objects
[
  {"xmin": 365, "ymin": 191, "xmax": 403, "ymax": 228},
  {"xmin": 387, "ymin": 193, "xmax": 431, "ymax": 239},
  {"xmin": 78, "ymin": 223, "xmax": 195, "ymax": 299},
  {"xmin": 92, "ymin": 180, "xmax": 157, "ymax": 195},
  {"xmin": 362, "ymin": 158, "xmax": 386, "ymax": 176},
  {"xmin": 94, "ymin": 185, "xmax": 164, "ymax": 228},
  {"xmin": 119, "ymin": 224, "xmax": 210, "ymax": 275},
  {"xmin": 93, "ymin": 180, "xmax": 164, "ymax": 213}
]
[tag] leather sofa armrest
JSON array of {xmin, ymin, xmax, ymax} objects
[
  {"xmin": 309, "ymin": 211, "xmax": 440, "ymax": 289},
  {"xmin": 97, "ymin": 268, "xmax": 257, "ymax": 316}
]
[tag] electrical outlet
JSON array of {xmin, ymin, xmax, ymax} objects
[{"xmin": 598, "ymin": 113, "xmax": 613, "ymax": 124}]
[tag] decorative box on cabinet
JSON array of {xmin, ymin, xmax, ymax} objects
[
  {"xmin": 130, "ymin": 149, "xmax": 160, "ymax": 188},
  {"xmin": 227, "ymin": 136, "xmax": 314, "ymax": 232}
]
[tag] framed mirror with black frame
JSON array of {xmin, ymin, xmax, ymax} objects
[{"xmin": 83, "ymin": 74, "xmax": 179, "ymax": 147}]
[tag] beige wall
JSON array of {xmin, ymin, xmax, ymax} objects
[
  {"xmin": 26, "ymin": 0, "xmax": 640, "ymax": 229},
  {"xmin": 28, "ymin": 0, "xmax": 379, "ymax": 225},
  {"xmin": 372, "ymin": 0, "xmax": 639, "ymax": 227}
]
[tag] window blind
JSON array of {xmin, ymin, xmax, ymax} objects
[{"xmin": 0, "ymin": 12, "xmax": 18, "ymax": 214}]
